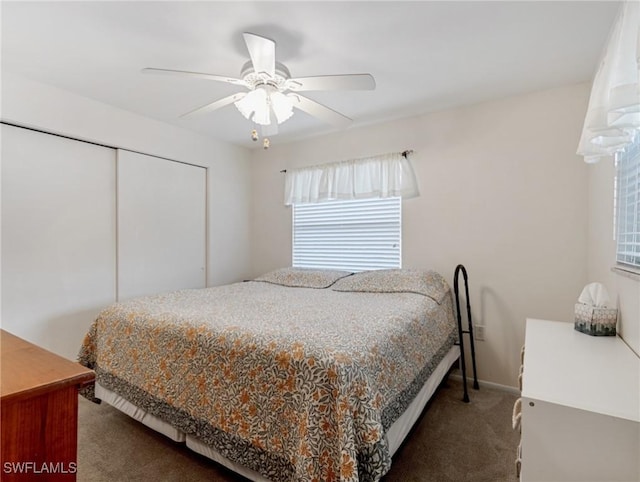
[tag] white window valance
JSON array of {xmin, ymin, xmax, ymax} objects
[
  {"xmin": 577, "ymin": 1, "xmax": 639, "ymax": 164},
  {"xmin": 284, "ymin": 152, "xmax": 419, "ymax": 205}
]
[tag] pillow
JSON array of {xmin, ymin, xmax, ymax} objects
[
  {"xmin": 253, "ymin": 267, "xmax": 353, "ymax": 289},
  {"xmin": 331, "ymin": 268, "xmax": 450, "ymax": 304}
]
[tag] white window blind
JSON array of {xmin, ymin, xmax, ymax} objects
[
  {"xmin": 616, "ymin": 133, "xmax": 640, "ymax": 268},
  {"xmin": 292, "ymin": 197, "xmax": 401, "ymax": 272}
]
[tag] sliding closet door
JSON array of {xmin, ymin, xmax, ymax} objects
[
  {"xmin": 117, "ymin": 150, "xmax": 206, "ymax": 301},
  {"xmin": 1, "ymin": 124, "xmax": 117, "ymax": 359}
]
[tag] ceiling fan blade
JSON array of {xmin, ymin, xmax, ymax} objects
[
  {"xmin": 142, "ymin": 68, "xmax": 247, "ymax": 87},
  {"xmin": 286, "ymin": 74, "xmax": 376, "ymax": 92},
  {"xmin": 290, "ymin": 94, "xmax": 352, "ymax": 128},
  {"xmin": 180, "ymin": 92, "xmax": 247, "ymax": 118},
  {"xmin": 243, "ymin": 33, "xmax": 275, "ymax": 77}
]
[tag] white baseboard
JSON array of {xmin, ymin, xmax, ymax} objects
[{"xmin": 449, "ymin": 372, "xmax": 520, "ymax": 395}]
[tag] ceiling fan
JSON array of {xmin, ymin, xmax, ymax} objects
[{"xmin": 142, "ymin": 32, "xmax": 376, "ymax": 139}]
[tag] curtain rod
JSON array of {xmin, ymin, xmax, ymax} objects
[{"xmin": 279, "ymin": 149, "xmax": 414, "ymax": 173}]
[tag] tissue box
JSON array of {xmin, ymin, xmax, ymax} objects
[{"xmin": 574, "ymin": 303, "xmax": 617, "ymax": 336}]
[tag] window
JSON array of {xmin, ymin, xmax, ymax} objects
[
  {"xmin": 292, "ymin": 197, "xmax": 401, "ymax": 272},
  {"xmin": 615, "ymin": 133, "xmax": 640, "ymax": 269}
]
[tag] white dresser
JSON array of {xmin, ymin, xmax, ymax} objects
[{"xmin": 520, "ymin": 318, "xmax": 640, "ymax": 482}]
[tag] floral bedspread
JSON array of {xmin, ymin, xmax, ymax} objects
[{"xmin": 79, "ymin": 281, "xmax": 457, "ymax": 482}]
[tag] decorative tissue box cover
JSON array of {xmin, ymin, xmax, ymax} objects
[{"xmin": 574, "ymin": 303, "xmax": 617, "ymax": 336}]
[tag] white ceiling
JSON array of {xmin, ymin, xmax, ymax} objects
[{"xmin": 1, "ymin": 1, "xmax": 620, "ymax": 149}]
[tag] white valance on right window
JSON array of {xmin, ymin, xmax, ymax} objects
[
  {"xmin": 576, "ymin": 1, "xmax": 639, "ymax": 163},
  {"xmin": 284, "ymin": 152, "xmax": 419, "ymax": 205}
]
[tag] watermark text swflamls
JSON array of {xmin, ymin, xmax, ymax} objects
[{"xmin": 3, "ymin": 461, "xmax": 77, "ymax": 474}]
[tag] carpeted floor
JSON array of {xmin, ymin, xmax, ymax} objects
[{"xmin": 77, "ymin": 378, "xmax": 519, "ymax": 481}]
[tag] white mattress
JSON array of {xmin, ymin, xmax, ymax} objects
[{"xmin": 94, "ymin": 345, "xmax": 459, "ymax": 481}]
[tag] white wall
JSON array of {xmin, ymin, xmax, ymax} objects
[
  {"xmin": 249, "ymin": 83, "xmax": 592, "ymax": 388},
  {"xmin": 587, "ymin": 156, "xmax": 640, "ymax": 356},
  {"xmin": 1, "ymin": 73, "xmax": 253, "ymax": 288}
]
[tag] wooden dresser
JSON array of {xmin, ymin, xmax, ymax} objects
[{"xmin": 0, "ymin": 330, "xmax": 95, "ymax": 481}]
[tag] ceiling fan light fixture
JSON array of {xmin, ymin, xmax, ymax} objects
[
  {"xmin": 235, "ymin": 88, "xmax": 270, "ymax": 125},
  {"xmin": 234, "ymin": 85, "xmax": 295, "ymax": 126},
  {"xmin": 270, "ymin": 91, "xmax": 294, "ymax": 124}
]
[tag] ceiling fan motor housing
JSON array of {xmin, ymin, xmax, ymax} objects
[{"xmin": 240, "ymin": 60, "xmax": 291, "ymax": 92}]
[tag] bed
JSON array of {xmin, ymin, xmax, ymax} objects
[{"xmin": 79, "ymin": 268, "xmax": 460, "ymax": 482}]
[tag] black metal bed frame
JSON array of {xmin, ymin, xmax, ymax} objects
[{"xmin": 453, "ymin": 264, "xmax": 479, "ymax": 402}]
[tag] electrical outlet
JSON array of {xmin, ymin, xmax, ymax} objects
[{"xmin": 474, "ymin": 325, "xmax": 485, "ymax": 341}]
